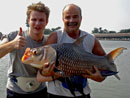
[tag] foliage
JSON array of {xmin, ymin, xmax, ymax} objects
[
  {"xmin": 119, "ymin": 29, "xmax": 130, "ymax": 33},
  {"xmin": 44, "ymin": 26, "xmax": 61, "ymax": 35},
  {"xmin": 92, "ymin": 27, "xmax": 116, "ymax": 34},
  {"xmin": 92, "ymin": 27, "xmax": 130, "ymax": 34}
]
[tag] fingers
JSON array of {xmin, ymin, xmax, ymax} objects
[
  {"xmin": 45, "ymin": 62, "xmax": 55, "ymax": 74},
  {"xmin": 18, "ymin": 27, "xmax": 23, "ymax": 36},
  {"xmin": 82, "ymin": 69, "xmax": 93, "ymax": 78},
  {"xmin": 84, "ymin": 69, "xmax": 93, "ymax": 75},
  {"xmin": 17, "ymin": 37, "xmax": 27, "ymax": 49},
  {"xmin": 44, "ymin": 62, "xmax": 49, "ymax": 68},
  {"xmin": 83, "ymin": 66, "xmax": 105, "ymax": 82},
  {"xmin": 42, "ymin": 63, "xmax": 55, "ymax": 76},
  {"xmin": 93, "ymin": 66, "xmax": 99, "ymax": 72},
  {"xmin": 83, "ymin": 66, "xmax": 99, "ymax": 79},
  {"xmin": 14, "ymin": 27, "xmax": 27, "ymax": 49},
  {"xmin": 82, "ymin": 74, "xmax": 91, "ymax": 79}
]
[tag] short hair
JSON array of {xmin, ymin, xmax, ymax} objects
[
  {"xmin": 26, "ymin": 2, "xmax": 50, "ymax": 27},
  {"xmin": 62, "ymin": 4, "xmax": 82, "ymax": 17}
]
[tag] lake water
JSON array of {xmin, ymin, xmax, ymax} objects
[{"xmin": 0, "ymin": 40, "xmax": 130, "ymax": 98}]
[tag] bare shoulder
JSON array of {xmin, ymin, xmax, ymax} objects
[
  {"xmin": 46, "ymin": 32, "xmax": 57, "ymax": 45},
  {"xmin": 92, "ymin": 38, "xmax": 106, "ymax": 56}
]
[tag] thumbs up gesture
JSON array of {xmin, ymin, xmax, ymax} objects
[
  {"xmin": 13, "ymin": 27, "xmax": 27, "ymax": 49},
  {"xmin": 18, "ymin": 27, "xmax": 23, "ymax": 36}
]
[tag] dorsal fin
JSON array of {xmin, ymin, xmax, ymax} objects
[
  {"xmin": 107, "ymin": 47, "xmax": 127, "ymax": 61},
  {"xmin": 74, "ymin": 35, "xmax": 87, "ymax": 46}
]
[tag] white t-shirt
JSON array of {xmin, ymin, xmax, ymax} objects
[{"xmin": 47, "ymin": 30, "xmax": 95, "ymax": 97}]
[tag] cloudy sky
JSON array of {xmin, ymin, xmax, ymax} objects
[{"xmin": 0, "ymin": 0, "xmax": 130, "ymax": 34}]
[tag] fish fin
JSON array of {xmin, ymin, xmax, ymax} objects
[
  {"xmin": 74, "ymin": 84, "xmax": 85, "ymax": 96},
  {"xmin": 57, "ymin": 77, "xmax": 66, "ymax": 82},
  {"xmin": 107, "ymin": 47, "xmax": 127, "ymax": 61},
  {"xmin": 100, "ymin": 70, "xmax": 120, "ymax": 80},
  {"xmin": 74, "ymin": 34, "xmax": 87, "ymax": 46},
  {"xmin": 52, "ymin": 76, "xmax": 57, "ymax": 86},
  {"xmin": 57, "ymin": 77, "xmax": 76, "ymax": 96},
  {"xmin": 106, "ymin": 47, "xmax": 126, "ymax": 80},
  {"xmin": 114, "ymin": 74, "xmax": 120, "ymax": 80},
  {"xmin": 70, "ymin": 76, "xmax": 85, "ymax": 96},
  {"xmin": 100, "ymin": 70, "xmax": 118, "ymax": 76},
  {"xmin": 73, "ymin": 82, "xmax": 85, "ymax": 96},
  {"xmin": 65, "ymin": 77, "xmax": 76, "ymax": 97}
]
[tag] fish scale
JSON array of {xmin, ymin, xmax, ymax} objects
[
  {"xmin": 53, "ymin": 45, "xmax": 95, "ymax": 76},
  {"xmin": 21, "ymin": 35, "xmax": 126, "ymax": 97},
  {"xmin": 22, "ymin": 34, "xmax": 127, "ymax": 78}
]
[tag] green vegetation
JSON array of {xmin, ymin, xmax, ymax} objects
[
  {"xmin": 119, "ymin": 29, "xmax": 130, "ymax": 33},
  {"xmin": 92, "ymin": 27, "xmax": 130, "ymax": 34},
  {"xmin": 44, "ymin": 26, "xmax": 61, "ymax": 35}
]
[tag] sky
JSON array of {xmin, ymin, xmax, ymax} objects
[{"xmin": 0, "ymin": 0, "xmax": 130, "ymax": 34}]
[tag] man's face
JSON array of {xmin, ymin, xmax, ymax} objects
[
  {"xmin": 63, "ymin": 6, "xmax": 82, "ymax": 33},
  {"xmin": 28, "ymin": 11, "xmax": 48, "ymax": 34}
]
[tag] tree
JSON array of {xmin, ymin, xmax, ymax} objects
[
  {"xmin": 44, "ymin": 26, "xmax": 62, "ymax": 35},
  {"xmin": 44, "ymin": 28, "xmax": 52, "ymax": 35},
  {"xmin": 51, "ymin": 26, "xmax": 61, "ymax": 31},
  {"xmin": 103, "ymin": 29, "xmax": 108, "ymax": 33},
  {"xmin": 109, "ymin": 31, "xmax": 116, "ymax": 33},
  {"xmin": 92, "ymin": 28, "xmax": 99, "ymax": 33},
  {"xmin": 0, "ymin": 32, "xmax": 3, "ymax": 40},
  {"xmin": 99, "ymin": 27, "xmax": 104, "ymax": 33},
  {"xmin": 92, "ymin": 27, "xmax": 116, "ymax": 34},
  {"xmin": 119, "ymin": 29, "xmax": 130, "ymax": 33}
]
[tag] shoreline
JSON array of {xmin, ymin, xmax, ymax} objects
[{"xmin": 94, "ymin": 33, "xmax": 130, "ymax": 41}]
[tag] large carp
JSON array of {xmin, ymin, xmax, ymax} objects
[{"xmin": 21, "ymin": 35, "xmax": 126, "ymax": 96}]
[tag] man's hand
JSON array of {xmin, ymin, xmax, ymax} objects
[
  {"xmin": 82, "ymin": 66, "xmax": 105, "ymax": 82},
  {"xmin": 40, "ymin": 62, "xmax": 55, "ymax": 77},
  {"xmin": 13, "ymin": 27, "xmax": 27, "ymax": 49}
]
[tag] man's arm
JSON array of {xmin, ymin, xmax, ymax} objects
[
  {"xmin": 0, "ymin": 38, "xmax": 15, "ymax": 58},
  {"xmin": 82, "ymin": 38, "xmax": 106, "ymax": 82},
  {"xmin": 92, "ymin": 38, "xmax": 106, "ymax": 56},
  {"xmin": 0, "ymin": 28, "xmax": 26, "ymax": 58},
  {"xmin": 46, "ymin": 32, "xmax": 58, "ymax": 44}
]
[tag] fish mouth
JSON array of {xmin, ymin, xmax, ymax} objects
[{"xmin": 21, "ymin": 48, "xmax": 33, "ymax": 63}]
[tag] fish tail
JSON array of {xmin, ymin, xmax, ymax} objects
[
  {"xmin": 107, "ymin": 47, "xmax": 127, "ymax": 61},
  {"xmin": 106, "ymin": 47, "xmax": 127, "ymax": 80}
]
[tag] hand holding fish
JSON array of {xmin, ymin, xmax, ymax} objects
[
  {"xmin": 82, "ymin": 66, "xmax": 105, "ymax": 82},
  {"xmin": 40, "ymin": 62, "xmax": 55, "ymax": 77},
  {"xmin": 13, "ymin": 27, "xmax": 26, "ymax": 49},
  {"xmin": 21, "ymin": 35, "xmax": 127, "ymax": 80}
]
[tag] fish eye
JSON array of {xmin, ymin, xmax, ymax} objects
[
  {"xmin": 33, "ymin": 50, "xmax": 37, "ymax": 54},
  {"xmin": 33, "ymin": 50, "xmax": 40, "ymax": 55}
]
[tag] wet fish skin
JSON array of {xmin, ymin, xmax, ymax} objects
[
  {"xmin": 48, "ymin": 43, "xmax": 126, "ymax": 80},
  {"xmin": 21, "ymin": 35, "xmax": 126, "ymax": 96},
  {"xmin": 21, "ymin": 35, "xmax": 126, "ymax": 79}
]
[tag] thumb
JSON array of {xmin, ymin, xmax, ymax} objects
[
  {"xmin": 18, "ymin": 27, "xmax": 23, "ymax": 36},
  {"xmin": 93, "ymin": 66, "xmax": 99, "ymax": 72},
  {"xmin": 44, "ymin": 62, "xmax": 49, "ymax": 68}
]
